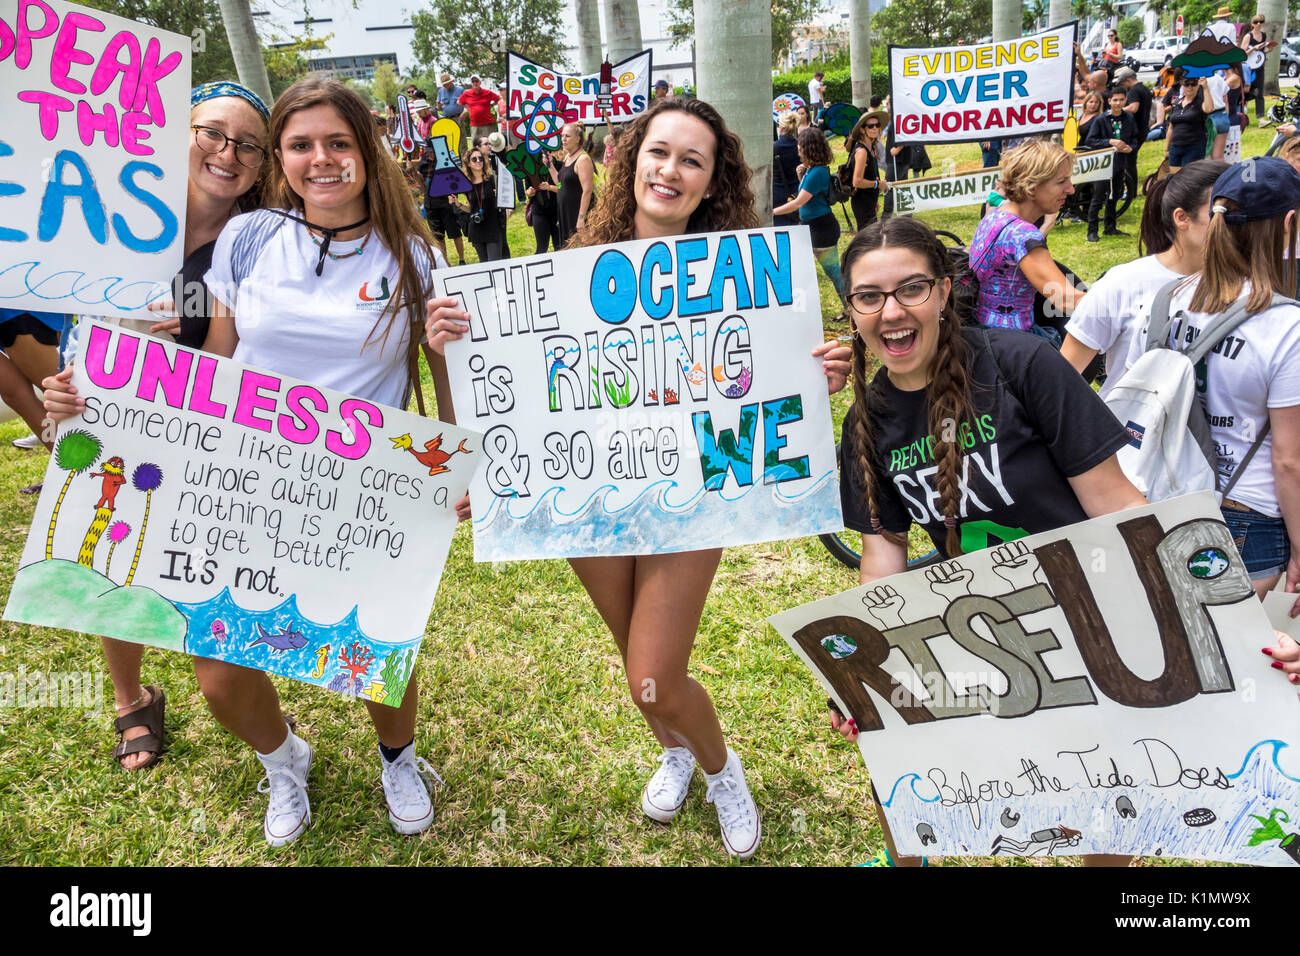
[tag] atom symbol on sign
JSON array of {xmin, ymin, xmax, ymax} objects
[{"xmin": 511, "ymin": 94, "xmax": 576, "ymax": 155}]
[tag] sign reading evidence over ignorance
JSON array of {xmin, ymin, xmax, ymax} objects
[
  {"xmin": 770, "ymin": 495, "xmax": 1300, "ymax": 865},
  {"xmin": 890, "ymin": 23, "xmax": 1076, "ymax": 146},
  {"xmin": 4, "ymin": 321, "xmax": 481, "ymax": 706},
  {"xmin": 433, "ymin": 228, "xmax": 843, "ymax": 561},
  {"xmin": 892, "ymin": 148, "xmax": 1115, "ymax": 214},
  {"xmin": 0, "ymin": 0, "xmax": 190, "ymax": 317},
  {"xmin": 507, "ymin": 49, "xmax": 652, "ymax": 126}
]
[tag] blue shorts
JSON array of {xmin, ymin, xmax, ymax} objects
[
  {"xmin": 1168, "ymin": 142, "xmax": 1205, "ymax": 167},
  {"xmin": 1210, "ymin": 110, "xmax": 1230, "ymax": 135},
  {"xmin": 1220, "ymin": 504, "xmax": 1290, "ymax": 579}
]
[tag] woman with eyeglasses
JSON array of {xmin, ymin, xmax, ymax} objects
[
  {"xmin": 1165, "ymin": 73, "xmax": 1208, "ymax": 172},
  {"xmin": 457, "ymin": 146, "xmax": 505, "ymax": 261},
  {"xmin": 847, "ymin": 110, "xmax": 889, "ymax": 231},
  {"xmin": 1240, "ymin": 15, "xmax": 1270, "ymax": 126},
  {"xmin": 826, "ymin": 216, "xmax": 1146, "ymax": 866}
]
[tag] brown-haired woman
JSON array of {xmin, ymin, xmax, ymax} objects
[
  {"xmin": 457, "ymin": 145, "xmax": 505, "ymax": 261},
  {"xmin": 428, "ymin": 97, "xmax": 848, "ymax": 860},
  {"xmin": 48, "ymin": 77, "xmax": 456, "ymax": 845},
  {"xmin": 773, "ymin": 127, "xmax": 845, "ymax": 306},
  {"xmin": 828, "ymin": 216, "xmax": 1145, "ymax": 865},
  {"xmin": 847, "ymin": 110, "xmax": 888, "ymax": 231},
  {"xmin": 555, "ymin": 121, "xmax": 594, "ymax": 245}
]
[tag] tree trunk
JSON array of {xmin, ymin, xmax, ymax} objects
[
  {"xmin": 1049, "ymin": 0, "xmax": 1071, "ymax": 27},
  {"xmin": 696, "ymin": 0, "xmax": 772, "ymax": 222},
  {"xmin": 575, "ymin": 0, "xmax": 604, "ymax": 74},
  {"xmin": 216, "ymin": 0, "xmax": 272, "ymax": 105},
  {"xmin": 992, "ymin": 0, "xmax": 1021, "ymax": 42},
  {"xmin": 1260, "ymin": 0, "xmax": 1287, "ymax": 96},
  {"xmin": 849, "ymin": 0, "xmax": 872, "ymax": 108},
  {"xmin": 602, "ymin": 0, "xmax": 644, "ymax": 64}
]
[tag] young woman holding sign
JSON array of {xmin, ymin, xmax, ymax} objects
[
  {"xmin": 47, "ymin": 78, "xmax": 459, "ymax": 846},
  {"xmin": 427, "ymin": 97, "xmax": 849, "ymax": 860},
  {"xmin": 773, "ymin": 128, "xmax": 846, "ymax": 309},
  {"xmin": 827, "ymin": 216, "xmax": 1146, "ymax": 865}
]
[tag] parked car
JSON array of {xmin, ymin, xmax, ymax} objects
[
  {"xmin": 1282, "ymin": 41, "xmax": 1300, "ymax": 79},
  {"xmin": 1129, "ymin": 36, "xmax": 1190, "ymax": 70}
]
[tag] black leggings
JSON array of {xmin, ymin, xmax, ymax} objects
[
  {"xmin": 532, "ymin": 206, "xmax": 561, "ymax": 253},
  {"xmin": 851, "ymin": 188, "xmax": 878, "ymax": 232}
]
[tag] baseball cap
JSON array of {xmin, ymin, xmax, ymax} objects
[
  {"xmin": 1114, "ymin": 67, "xmax": 1136, "ymax": 82},
  {"xmin": 1212, "ymin": 157, "xmax": 1300, "ymax": 223},
  {"xmin": 655, "ymin": 79, "xmax": 669, "ymax": 89}
]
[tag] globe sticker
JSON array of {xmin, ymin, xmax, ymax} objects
[
  {"xmin": 1187, "ymin": 547, "xmax": 1230, "ymax": 579},
  {"xmin": 820, "ymin": 633, "xmax": 857, "ymax": 660}
]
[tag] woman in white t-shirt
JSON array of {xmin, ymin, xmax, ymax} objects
[
  {"xmin": 46, "ymin": 78, "xmax": 454, "ymax": 847},
  {"xmin": 1125, "ymin": 158, "xmax": 1300, "ymax": 602},
  {"xmin": 1062, "ymin": 160, "xmax": 1228, "ymax": 396}
]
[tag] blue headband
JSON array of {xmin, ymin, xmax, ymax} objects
[{"xmin": 191, "ymin": 81, "xmax": 270, "ymax": 119}]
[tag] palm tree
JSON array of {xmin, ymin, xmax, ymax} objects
[
  {"xmin": 1025, "ymin": 0, "xmax": 1048, "ymax": 31},
  {"xmin": 123, "ymin": 463, "xmax": 162, "ymax": 588},
  {"xmin": 1072, "ymin": 0, "xmax": 1094, "ymax": 21},
  {"xmin": 105, "ymin": 521, "xmax": 132, "ymax": 580},
  {"xmin": 45, "ymin": 430, "xmax": 102, "ymax": 560}
]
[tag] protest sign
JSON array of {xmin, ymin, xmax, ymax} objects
[
  {"xmin": 3, "ymin": 321, "xmax": 481, "ymax": 706},
  {"xmin": 891, "ymin": 148, "xmax": 1114, "ymax": 214},
  {"xmin": 770, "ymin": 494, "xmax": 1300, "ymax": 864},
  {"xmin": 772, "ymin": 92, "xmax": 805, "ymax": 123},
  {"xmin": 496, "ymin": 156, "xmax": 516, "ymax": 209},
  {"xmin": 432, "ymin": 228, "xmax": 843, "ymax": 561},
  {"xmin": 507, "ymin": 49, "xmax": 651, "ymax": 126},
  {"xmin": 890, "ymin": 23, "xmax": 1076, "ymax": 145},
  {"xmin": 0, "ymin": 0, "xmax": 190, "ymax": 317}
]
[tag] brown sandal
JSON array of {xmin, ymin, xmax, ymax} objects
[{"xmin": 112, "ymin": 685, "xmax": 165, "ymax": 769}]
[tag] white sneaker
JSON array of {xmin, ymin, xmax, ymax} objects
[
  {"xmin": 705, "ymin": 748, "xmax": 761, "ymax": 860},
  {"xmin": 11, "ymin": 433, "xmax": 41, "ymax": 449},
  {"xmin": 256, "ymin": 734, "xmax": 312, "ymax": 847},
  {"xmin": 381, "ymin": 746, "xmax": 443, "ymax": 835},
  {"xmin": 640, "ymin": 746, "xmax": 696, "ymax": 822}
]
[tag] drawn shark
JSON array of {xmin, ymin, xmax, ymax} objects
[{"xmin": 247, "ymin": 623, "xmax": 309, "ymax": 653}]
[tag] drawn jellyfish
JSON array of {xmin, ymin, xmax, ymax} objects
[{"xmin": 211, "ymin": 619, "xmax": 228, "ymax": 649}]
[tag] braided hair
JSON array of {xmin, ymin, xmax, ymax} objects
[{"xmin": 842, "ymin": 218, "xmax": 975, "ymax": 556}]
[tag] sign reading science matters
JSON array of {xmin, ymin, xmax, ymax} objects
[
  {"xmin": 434, "ymin": 228, "xmax": 843, "ymax": 562},
  {"xmin": 507, "ymin": 49, "xmax": 651, "ymax": 125},
  {"xmin": 4, "ymin": 321, "xmax": 481, "ymax": 707},
  {"xmin": 890, "ymin": 23, "xmax": 1076, "ymax": 145},
  {"xmin": 770, "ymin": 495, "xmax": 1300, "ymax": 865},
  {"xmin": 0, "ymin": 0, "xmax": 190, "ymax": 316}
]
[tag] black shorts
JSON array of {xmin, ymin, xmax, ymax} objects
[
  {"xmin": 0, "ymin": 312, "xmax": 61, "ymax": 349},
  {"xmin": 806, "ymin": 211, "xmax": 841, "ymax": 249},
  {"xmin": 426, "ymin": 204, "xmax": 462, "ymax": 239}
]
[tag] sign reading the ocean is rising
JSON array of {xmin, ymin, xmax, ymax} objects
[
  {"xmin": 433, "ymin": 228, "xmax": 843, "ymax": 561},
  {"xmin": 3, "ymin": 321, "xmax": 481, "ymax": 706},
  {"xmin": 770, "ymin": 495, "xmax": 1300, "ymax": 865},
  {"xmin": 889, "ymin": 23, "xmax": 1076, "ymax": 145},
  {"xmin": 0, "ymin": 0, "xmax": 190, "ymax": 316}
]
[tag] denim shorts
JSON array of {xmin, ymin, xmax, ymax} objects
[
  {"xmin": 1220, "ymin": 504, "xmax": 1290, "ymax": 579},
  {"xmin": 1209, "ymin": 110, "xmax": 1230, "ymax": 135},
  {"xmin": 1168, "ymin": 142, "xmax": 1205, "ymax": 168}
]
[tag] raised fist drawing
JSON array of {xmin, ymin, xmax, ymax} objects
[
  {"xmin": 990, "ymin": 540, "xmax": 1043, "ymax": 591},
  {"xmin": 861, "ymin": 585, "xmax": 907, "ymax": 628},
  {"xmin": 925, "ymin": 560, "xmax": 974, "ymax": 601}
]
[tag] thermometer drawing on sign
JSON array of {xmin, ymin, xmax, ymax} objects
[{"xmin": 396, "ymin": 93, "xmax": 417, "ymax": 154}]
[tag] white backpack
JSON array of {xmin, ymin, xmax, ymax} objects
[{"xmin": 1103, "ymin": 280, "xmax": 1282, "ymax": 503}]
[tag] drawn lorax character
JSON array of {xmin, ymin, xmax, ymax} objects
[
  {"xmin": 391, "ymin": 433, "xmax": 470, "ymax": 476},
  {"xmin": 90, "ymin": 457, "xmax": 127, "ymax": 511}
]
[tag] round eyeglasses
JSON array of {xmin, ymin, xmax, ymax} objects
[
  {"xmin": 847, "ymin": 278, "xmax": 937, "ymax": 316},
  {"xmin": 192, "ymin": 125, "xmax": 266, "ymax": 168}
]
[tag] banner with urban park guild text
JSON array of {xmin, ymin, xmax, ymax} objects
[
  {"xmin": 433, "ymin": 227, "xmax": 843, "ymax": 561},
  {"xmin": 770, "ymin": 494, "xmax": 1300, "ymax": 865},
  {"xmin": 4, "ymin": 321, "xmax": 481, "ymax": 707},
  {"xmin": 889, "ymin": 23, "xmax": 1076, "ymax": 145},
  {"xmin": 0, "ymin": 0, "xmax": 190, "ymax": 317},
  {"xmin": 891, "ymin": 148, "xmax": 1115, "ymax": 214}
]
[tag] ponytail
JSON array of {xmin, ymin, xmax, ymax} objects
[{"xmin": 1139, "ymin": 159, "xmax": 1229, "ymax": 257}]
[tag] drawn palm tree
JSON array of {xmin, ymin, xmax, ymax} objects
[
  {"xmin": 105, "ymin": 521, "xmax": 132, "ymax": 580},
  {"xmin": 123, "ymin": 463, "xmax": 162, "ymax": 588},
  {"xmin": 44, "ymin": 429, "xmax": 102, "ymax": 560}
]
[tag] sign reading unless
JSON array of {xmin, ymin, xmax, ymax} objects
[
  {"xmin": 4, "ymin": 321, "xmax": 481, "ymax": 706},
  {"xmin": 770, "ymin": 495, "xmax": 1300, "ymax": 865},
  {"xmin": 433, "ymin": 227, "xmax": 843, "ymax": 561},
  {"xmin": 891, "ymin": 148, "xmax": 1114, "ymax": 213},
  {"xmin": 889, "ymin": 23, "xmax": 1076, "ymax": 146},
  {"xmin": 0, "ymin": 0, "xmax": 190, "ymax": 316}
]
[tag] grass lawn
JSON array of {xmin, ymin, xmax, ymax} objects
[{"xmin": 0, "ymin": 128, "xmax": 1276, "ymax": 867}]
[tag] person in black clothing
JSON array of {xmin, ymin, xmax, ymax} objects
[
  {"xmin": 524, "ymin": 166, "xmax": 562, "ymax": 254},
  {"xmin": 881, "ymin": 121, "xmax": 912, "ymax": 218},
  {"xmin": 1165, "ymin": 75, "xmax": 1208, "ymax": 171},
  {"xmin": 457, "ymin": 146, "xmax": 504, "ymax": 261},
  {"xmin": 1116, "ymin": 68, "xmax": 1151, "ymax": 199},
  {"xmin": 417, "ymin": 142, "xmax": 467, "ymax": 266},
  {"xmin": 772, "ymin": 112, "xmax": 800, "ymax": 226},
  {"xmin": 1084, "ymin": 87, "xmax": 1138, "ymax": 241},
  {"xmin": 847, "ymin": 110, "xmax": 888, "ymax": 231}
]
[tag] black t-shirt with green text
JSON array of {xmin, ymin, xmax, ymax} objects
[{"xmin": 840, "ymin": 328, "xmax": 1130, "ymax": 557}]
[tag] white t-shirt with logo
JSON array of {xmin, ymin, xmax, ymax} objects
[
  {"xmin": 206, "ymin": 210, "xmax": 443, "ymax": 410},
  {"xmin": 1066, "ymin": 254, "xmax": 1182, "ymax": 400},
  {"xmin": 1123, "ymin": 280, "xmax": 1300, "ymax": 515}
]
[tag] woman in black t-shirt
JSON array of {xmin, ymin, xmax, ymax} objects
[
  {"xmin": 457, "ymin": 146, "xmax": 504, "ymax": 261},
  {"xmin": 827, "ymin": 217, "xmax": 1146, "ymax": 866},
  {"xmin": 1165, "ymin": 76, "xmax": 1208, "ymax": 171}
]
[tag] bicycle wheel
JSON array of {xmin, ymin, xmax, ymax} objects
[{"xmin": 1113, "ymin": 165, "xmax": 1137, "ymax": 220}]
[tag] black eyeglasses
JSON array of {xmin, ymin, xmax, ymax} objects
[
  {"xmin": 847, "ymin": 278, "xmax": 937, "ymax": 316},
  {"xmin": 192, "ymin": 125, "xmax": 265, "ymax": 168}
]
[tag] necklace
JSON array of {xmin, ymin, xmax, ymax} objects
[
  {"xmin": 309, "ymin": 228, "xmax": 371, "ymax": 261},
  {"xmin": 274, "ymin": 209, "xmax": 372, "ymax": 276}
]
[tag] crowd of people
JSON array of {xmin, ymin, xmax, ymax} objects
[{"xmin": 12, "ymin": 26, "xmax": 1300, "ymax": 867}]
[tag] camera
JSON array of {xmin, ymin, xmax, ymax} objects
[{"xmin": 470, "ymin": 209, "xmax": 485, "ymax": 225}]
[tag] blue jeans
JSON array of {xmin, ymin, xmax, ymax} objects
[
  {"xmin": 1168, "ymin": 141, "xmax": 1205, "ymax": 167},
  {"xmin": 1220, "ymin": 504, "xmax": 1290, "ymax": 579}
]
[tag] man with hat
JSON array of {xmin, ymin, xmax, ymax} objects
[
  {"xmin": 458, "ymin": 75, "xmax": 501, "ymax": 145},
  {"xmin": 436, "ymin": 73, "xmax": 467, "ymax": 141},
  {"xmin": 1116, "ymin": 66, "xmax": 1151, "ymax": 199},
  {"xmin": 1206, "ymin": 6, "xmax": 1238, "ymax": 44},
  {"xmin": 654, "ymin": 79, "xmax": 671, "ymax": 101},
  {"xmin": 409, "ymin": 97, "xmax": 434, "ymax": 140}
]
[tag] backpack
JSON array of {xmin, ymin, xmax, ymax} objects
[
  {"xmin": 827, "ymin": 158, "xmax": 853, "ymax": 205},
  {"xmin": 1103, "ymin": 280, "xmax": 1284, "ymax": 502}
]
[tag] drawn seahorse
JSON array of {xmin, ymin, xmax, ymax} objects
[{"xmin": 310, "ymin": 643, "xmax": 332, "ymax": 680}]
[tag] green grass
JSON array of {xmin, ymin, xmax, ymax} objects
[{"xmin": 0, "ymin": 131, "xmax": 1273, "ymax": 867}]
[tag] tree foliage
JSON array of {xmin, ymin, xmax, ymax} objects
[
  {"xmin": 72, "ymin": 0, "xmax": 237, "ymax": 84},
  {"xmin": 665, "ymin": 0, "xmax": 829, "ymax": 65},
  {"xmin": 1117, "ymin": 16, "xmax": 1143, "ymax": 45},
  {"xmin": 371, "ymin": 62, "xmax": 400, "ymax": 108},
  {"xmin": 871, "ymin": 0, "xmax": 992, "ymax": 47},
  {"xmin": 410, "ymin": 0, "xmax": 568, "ymax": 81}
]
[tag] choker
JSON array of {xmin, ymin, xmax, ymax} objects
[{"xmin": 275, "ymin": 209, "xmax": 372, "ymax": 276}]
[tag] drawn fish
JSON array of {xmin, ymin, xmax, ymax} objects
[
  {"xmin": 684, "ymin": 363, "xmax": 706, "ymax": 387},
  {"xmin": 247, "ymin": 623, "xmax": 309, "ymax": 653}
]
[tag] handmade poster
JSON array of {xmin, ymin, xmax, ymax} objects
[
  {"xmin": 892, "ymin": 148, "xmax": 1113, "ymax": 213},
  {"xmin": 495, "ymin": 156, "xmax": 516, "ymax": 209},
  {"xmin": 770, "ymin": 494, "xmax": 1300, "ymax": 864},
  {"xmin": 507, "ymin": 49, "xmax": 651, "ymax": 125},
  {"xmin": 819, "ymin": 103, "xmax": 861, "ymax": 137},
  {"xmin": 1176, "ymin": 29, "xmax": 1246, "ymax": 76},
  {"xmin": 3, "ymin": 320, "xmax": 481, "ymax": 706},
  {"xmin": 890, "ymin": 23, "xmax": 1076, "ymax": 145},
  {"xmin": 0, "ymin": 0, "xmax": 190, "ymax": 317},
  {"xmin": 1263, "ymin": 590, "xmax": 1300, "ymax": 642},
  {"xmin": 772, "ymin": 92, "xmax": 806, "ymax": 123},
  {"xmin": 432, "ymin": 228, "xmax": 843, "ymax": 561}
]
